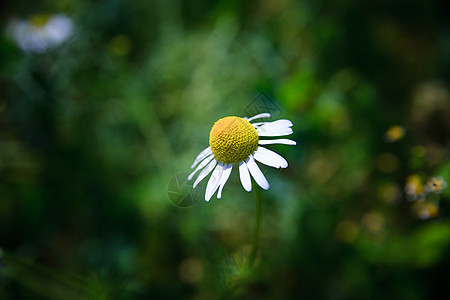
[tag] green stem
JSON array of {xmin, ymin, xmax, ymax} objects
[{"xmin": 248, "ymin": 187, "xmax": 262, "ymax": 268}]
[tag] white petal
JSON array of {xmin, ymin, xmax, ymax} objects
[
  {"xmin": 193, "ymin": 159, "xmax": 217, "ymax": 188},
  {"xmin": 191, "ymin": 146, "xmax": 212, "ymax": 168},
  {"xmin": 253, "ymin": 146, "xmax": 288, "ymax": 169},
  {"xmin": 246, "ymin": 156, "xmax": 269, "ymax": 190},
  {"xmin": 257, "ymin": 127, "xmax": 293, "ymax": 137},
  {"xmin": 258, "ymin": 139, "xmax": 297, "ymax": 146},
  {"xmin": 247, "ymin": 113, "xmax": 271, "ymax": 122},
  {"xmin": 265, "ymin": 119, "xmax": 293, "ymax": 127},
  {"xmin": 188, "ymin": 154, "xmax": 214, "ymax": 181},
  {"xmin": 239, "ymin": 160, "xmax": 252, "ymax": 192},
  {"xmin": 256, "ymin": 119, "xmax": 294, "ymax": 137},
  {"xmin": 217, "ymin": 164, "xmax": 233, "ymax": 199},
  {"xmin": 205, "ymin": 163, "xmax": 225, "ymax": 201}
]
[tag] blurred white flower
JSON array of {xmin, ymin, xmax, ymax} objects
[{"xmin": 7, "ymin": 13, "xmax": 74, "ymax": 53}]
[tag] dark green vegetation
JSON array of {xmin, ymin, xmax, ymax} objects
[{"xmin": 1, "ymin": 0, "xmax": 450, "ymax": 299}]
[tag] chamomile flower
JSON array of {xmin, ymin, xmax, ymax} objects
[
  {"xmin": 7, "ymin": 13, "xmax": 74, "ymax": 53},
  {"xmin": 189, "ymin": 113, "xmax": 296, "ymax": 201},
  {"xmin": 425, "ymin": 176, "xmax": 447, "ymax": 194}
]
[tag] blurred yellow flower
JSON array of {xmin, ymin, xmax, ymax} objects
[
  {"xmin": 385, "ymin": 125, "xmax": 405, "ymax": 142},
  {"xmin": 405, "ymin": 175, "xmax": 426, "ymax": 201},
  {"xmin": 412, "ymin": 201, "xmax": 439, "ymax": 220},
  {"xmin": 405, "ymin": 175, "xmax": 446, "ymax": 219}
]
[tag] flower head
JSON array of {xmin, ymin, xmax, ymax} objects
[
  {"xmin": 7, "ymin": 13, "xmax": 74, "ymax": 53},
  {"xmin": 425, "ymin": 176, "xmax": 447, "ymax": 194},
  {"xmin": 209, "ymin": 116, "xmax": 259, "ymax": 164},
  {"xmin": 189, "ymin": 113, "xmax": 296, "ymax": 201}
]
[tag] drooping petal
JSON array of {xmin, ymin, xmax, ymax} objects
[
  {"xmin": 239, "ymin": 160, "xmax": 252, "ymax": 192},
  {"xmin": 247, "ymin": 113, "xmax": 271, "ymax": 122},
  {"xmin": 205, "ymin": 163, "xmax": 225, "ymax": 201},
  {"xmin": 256, "ymin": 120, "xmax": 293, "ymax": 137},
  {"xmin": 258, "ymin": 139, "xmax": 297, "ymax": 146},
  {"xmin": 253, "ymin": 146, "xmax": 288, "ymax": 169},
  {"xmin": 217, "ymin": 164, "xmax": 233, "ymax": 199},
  {"xmin": 193, "ymin": 159, "xmax": 217, "ymax": 188},
  {"xmin": 246, "ymin": 156, "xmax": 269, "ymax": 190},
  {"xmin": 191, "ymin": 146, "xmax": 212, "ymax": 168},
  {"xmin": 188, "ymin": 154, "xmax": 214, "ymax": 181}
]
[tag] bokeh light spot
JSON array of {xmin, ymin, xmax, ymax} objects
[
  {"xmin": 376, "ymin": 152, "xmax": 399, "ymax": 173},
  {"xmin": 335, "ymin": 220, "xmax": 359, "ymax": 243},
  {"xmin": 108, "ymin": 35, "xmax": 132, "ymax": 56},
  {"xmin": 362, "ymin": 211, "xmax": 384, "ymax": 234},
  {"xmin": 179, "ymin": 257, "xmax": 204, "ymax": 284},
  {"xmin": 377, "ymin": 182, "xmax": 401, "ymax": 205}
]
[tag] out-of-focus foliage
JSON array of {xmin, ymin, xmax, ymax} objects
[{"xmin": 1, "ymin": 0, "xmax": 449, "ymax": 299}]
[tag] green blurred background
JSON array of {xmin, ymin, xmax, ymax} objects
[{"xmin": 1, "ymin": 0, "xmax": 450, "ymax": 299}]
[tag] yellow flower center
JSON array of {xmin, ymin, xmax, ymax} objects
[
  {"xmin": 30, "ymin": 14, "xmax": 51, "ymax": 28},
  {"xmin": 209, "ymin": 116, "xmax": 259, "ymax": 164}
]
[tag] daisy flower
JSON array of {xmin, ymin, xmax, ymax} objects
[
  {"xmin": 7, "ymin": 13, "xmax": 74, "ymax": 53},
  {"xmin": 189, "ymin": 113, "xmax": 296, "ymax": 201}
]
